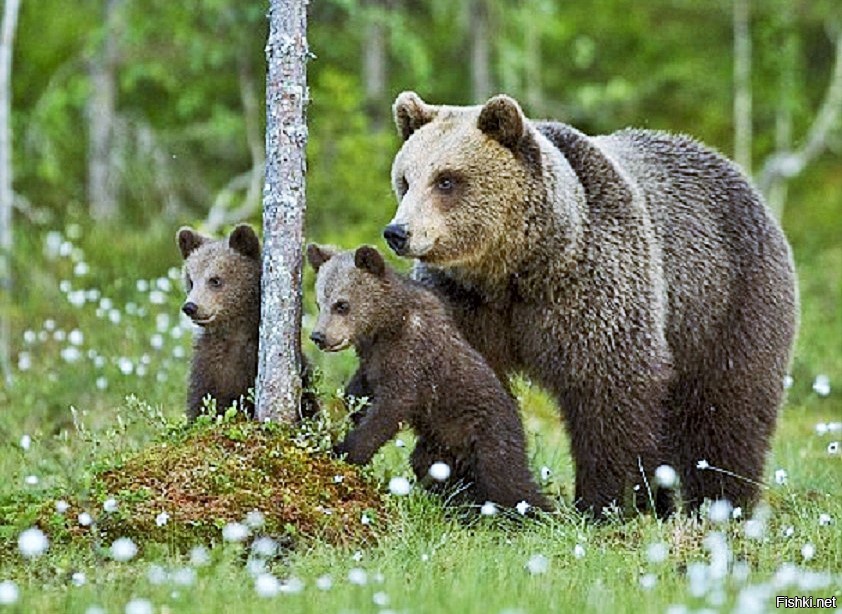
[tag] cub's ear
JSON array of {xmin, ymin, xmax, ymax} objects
[
  {"xmin": 393, "ymin": 91, "xmax": 436, "ymax": 141},
  {"xmin": 228, "ymin": 224, "xmax": 261, "ymax": 260},
  {"xmin": 176, "ymin": 227, "xmax": 209, "ymax": 260},
  {"xmin": 478, "ymin": 94, "xmax": 525, "ymax": 151},
  {"xmin": 354, "ymin": 245, "xmax": 386, "ymax": 277},
  {"xmin": 306, "ymin": 243, "xmax": 337, "ymax": 272}
]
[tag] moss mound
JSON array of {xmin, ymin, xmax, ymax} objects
[{"xmin": 5, "ymin": 420, "xmax": 386, "ymax": 553}]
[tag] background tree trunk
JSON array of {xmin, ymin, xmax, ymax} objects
[
  {"xmin": 87, "ymin": 0, "xmax": 121, "ymax": 220},
  {"xmin": 470, "ymin": 0, "xmax": 491, "ymax": 102},
  {"xmin": 732, "ymin": 0, "xmax": 752, "ymax": 172},
  {"xmin": 362, "ymin": 0, "xmax": 388, "ymax": 130},
  {"xmin": 0, "ymin": 0, "xmax": 20, "ymax": 386},
  {"xmin": 255, "ymin": 0, "xmax": 309, "ymax": 423}
]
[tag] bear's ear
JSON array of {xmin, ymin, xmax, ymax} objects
[
  {"xmin": 478, "ymin": 95, "xmax": 525, "ymax": 151},
  {"xmin": 393, "ymin": 91, "xmax": 436, "ymax": 141},
  {"xmin": 354, "ymin": 245, "xmax": 386, "ymax": 277},
  {"xmin": 176, "ymin": 227, "xmax": 209, "ymax": 260},
  {"xmin": 306, "ymin": 243, "xmax": 337, "ymax": 272},
  {"xmin": 228, "ymin": 224, "xmax": 261, "ymax": 261}
]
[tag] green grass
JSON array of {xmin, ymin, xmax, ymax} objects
[{"xmin": 0, "ymin": 216, "xmax": 840, "ymax": 613}]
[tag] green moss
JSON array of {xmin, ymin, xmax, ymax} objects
[{"xmin": 3, "ymin": 419, "xmax": 386, "ymax": 555}]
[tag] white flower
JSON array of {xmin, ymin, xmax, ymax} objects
[
  {"xmin": 280, "ymin": 577, "xmax": 304, "ymax": 594},
  {"xmin": 351, "ymin": 550, "xmax": 363, "ymax": 562},
  {"xmin": 348, "ymin": 568, "xmax": 368, "ymax": 585},
  {"xmin": 646, "ymin": 542, "xmax": 668, "ymax": 564},
  {"xmin": 255, "ymin": 573, "xmax": 280, "ymax": 598},
  {"xmin": 654, "ymin": 464, "xmax": 678, "ymax": 488},
  {"xmin": 78, "ymin": 512, "xmax": 93, "ymax": 527},
  {"xmin": 17, "ymin": 352, "xmax": 31, "ymax": 371},
  {"xmin": 147, "ymin": 565, "xmax": 167, "ymax": 585},
  {"xmin": 96, "ymin": 377, "xmax": 108, "ymax": 390},
  {"xmin": 108, "ymin": 309, "xmax": 121, "ymax": 324},
  {"xmin": 744, "ymin": 519, "xmax": 765, "ymax": 539},
  {"xmin": 515, "ymin": 500, "xmax": 530, "ymax": 515},
  {"xmin": 361, "ymin": 513, "xmax": 372, "ymax": 526},
  {"xmin": 171, "ymin": 568, "xmax": 196, "ymax": 586},
  {"xmin": 44, "ymin": 319, "xmax": 56, "ymax": 331},
  {"xmin": 251, "ymin": 537, "xmax": 278, "ymax": 558},
  {"xmin": 332, "ymin": 475, "xmax": 344, "ymax": 484},
  {"xmin": 136, "ymin": 279, "xmax": 149, "ymax": 292},
  {"xmin": 55, "ymin": 500, "xmax": 70, "ymax": 514},
  {"xmin": 110, "ymin": 537, "xmax": 138, "ymax": 562},
  {"xmin": 156, "ymin": 277, "xmax": 172, "ymax": 292},
  {"xmin": 315, "ymin": 575, "xmax": 333, "ymax": 591},
  {"xmin": 781, "ymin": 525, "xmax": 794, "ymax": 538},
  {"xmin": 708, "ymin": 499, "xmax": 733, "ymax": 523},
  {"xmin": 639, "ymin": 573, "xmax": 657, "ymax": 590},
  {"xmin": 60, "ymin": 347, "xmax": 81, "ymax": 363},
  {"xmin": 24, "ymin": 475, "xmax": 38, "ymax": 486},
  {"xmin": 18, "ymin": 527, "xmax": 49, "ymax": 558},
  {"xmin": 118, "ymin": 357, "xmax": 133, "ymax": 375},
  {"xmin": 103, "ymin": 498, "xmax": 118, "ymax": 513},
  {"xmin": 388, "ymin": 476, "xmax": 412, "ymax": 496},
  {"xmin": 189, "ymin": 546, "xmax": 210, "ymax": 567},
  {"xmin": 480, "ymin": 501, "xmax": 498, "ymax": 516},
  {"xmin": 68, "ymin": 329, "xmax": 84, "ymax": 346},
  {"xmin": 23, "ymin": 330, "xmax": 36, "ymax": 344},
  {"xmin": 155, "ymin": 511, "xmax": 169, "ymax": 526},
  {"xmin": 149, "ymin": 290, "xmax": 166, "ymax": 305},
  {"xmin": 696, "ymin": 459, "xmax": 710, "ymax": 470},
  {"xmin": 731, "ymin": 506, "xmax": 743, "ymax": 520},
  {"xmin": 150, "ymin": 334, "xmax": 164, "ymax": 350},
  {"xmin": 19, "ymin": 435, "xmax": 31, "ymax": 451},
  {"xmin": 774, "ymin": 469, "xmax": 788, "ymax": 485},
  {"xmin": 222, "ymin": 522, "xmax": 249, "ymax": 543},
  {"xmin": 525, "ymin": 554, "xmax": 549, "ymax": 575},
  {"xmin": 812, "ymin": 374, "xmax": 830, "ymax": 396},
  {"xmin": 818, "ymin": 513, "xmax": 832, "ymax": 526},
  {"xmin": 373, "ymin": 591, "xmax": 390, "ymax": 606},
  {"xmin": 428, "ymin": 462, "xmax": 451, "ymax": 482},
  {"xmin": 0, "ymin": 581, "xmax": 20, "ymax": 605},
  {"xmin": 71, "ymin": 571, "xmax": 87, "ymax": 587},
  {"xmin": 573, "ymin": 544, "xmax": 586, "ymax": 559},
  {"xmin": 801, "ymin": 543, "xmax": 815, "ymax": 560},
  {"xmin": 827, "ymin": 441, "xmax": 839, "ymax": 455},
  {"xmin": 125, "ymin": 598, "xmax": 153, "ymax": 614}
]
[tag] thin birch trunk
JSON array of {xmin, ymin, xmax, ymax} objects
[
  {"xmin": 256, "ymin": 0, "xmax": 309, "ymax": 423},
  {"xmin": 733, "ymin": 0, "xmax": 752, "ymax": 173},
  {"xmin": 470, "ymin": 0, "xmax": 491, "ymax": 103},
  {"xmin": 0, "ymin": 0, "xmax": 21, "ymax": 386}
]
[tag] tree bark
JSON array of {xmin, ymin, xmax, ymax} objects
[
  {"xmin": 256, "ymin": 0, "xmax": 309, "ymax": 423},
  {"xmin": 0, "ymin": 0, "xmax": 20, "ymax": 386},
  {"xmin": 732, "ymin": 0, "xmax": 752, "ymax": 173},
  {"xmin": 470, "ymin": 0, "xmax": 491, "ymax": 102},
  {"xmin": 87, "ymin": 0, "xmax": 121, "ymax": 220}
]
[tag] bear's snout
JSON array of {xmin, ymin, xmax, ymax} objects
[
  {"xmin": 383, "ymin": 223, "xmax": 410, "ymax": 255},
  {"xmin": 310, "ymin": 331, "xmax": 327, "ymax": 350},
  {"xmin": 182, "ymin": 302, "xmax": 199, "ymax": 318}
]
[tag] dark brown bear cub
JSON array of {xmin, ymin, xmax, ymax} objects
[
  {"xmin": 177, "ymin": 225, "xmax": 262, "ymax": 420},
  {"xmin": 307, "ymin": 243, "xmax": 550, "ymax": 512}
]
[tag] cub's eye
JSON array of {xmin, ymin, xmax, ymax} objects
[
  {"xmin": 332, "ymin": 300, "xmax": 350, "ymax": 315},
  {"xmin": 397, "ymin": 175, "xmax": 409, "ymax": 197},
  {"xmin": 435, "ymin": 174, "xmax": 456, "ymax": 193},
  {"xmin": 208, "ymin": 276, "xmax": 223, "ymax": 288}
]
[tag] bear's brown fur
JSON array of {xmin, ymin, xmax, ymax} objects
[
  {"xmin": 177, "ymin": 225, "xmax": 317, "ymax": 421},
  {"xmin": 307, "ymin": 244, "xmax": 550, "ymax": 512},
  {"xmin": 381, "ymin": 92, "xmax": 798, "ymax": 517}
]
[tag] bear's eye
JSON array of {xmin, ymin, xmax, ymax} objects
[
  {"xmin": 332, "ymin": 300, "xmax": 350, "ymax": 315},
  {"xmin": 186, "ymin": 277, "xmax": 193, "ymax": 291},
  {"xmin": 397, "ymin": 175, "xmax": 409, "ymax": 197},
  {"xmin": 208, "ymin": 276, "xmax": 223, "ymax": 289},
  {"xmin": 434, "ymin": 174, "xmax": 456, "ymax": 193}
]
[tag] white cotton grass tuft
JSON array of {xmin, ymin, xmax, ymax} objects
[
  {"xmin": 124, "ymin": 598, "xmax": 153, "ymax": 614},
  {"xmin": 646, "ymin": 542, "xmax": 668, "ymax": 564},
  {"xmin": 78, "ymin": 512, "xmax": 93, "ymax": 527},
  {"xmin": 774, "ymin": 469, "xmax": 788, "ymax": 485},
  {"xmin": 315, "ymin": 575, "xmax": 333, "ymax": 591},
  {"xmin": 708, "ymin": 499, "xmax": 733, "ymax": 523},
  {"xmin": 110, "ymin": 537, "xmax": 138, "ymax": 562},
  {"xmin": 639, "ymin": 573, "xmax": 657, "ymax": 590},
  {"xmin": 245, "ymin": 510, "xmax": 265, "ymax": 529},
  {"xmin": 55, "ymin": 500, "xmax": 69, "ymax": 514},
  {"xmin": 254, "ymin": 573, "xmax": 281, "ymax": 598},
  {"xmin": 19, "ymin": 434, "xmax": 31, "ymax": 451},
  {"xmin": 189, "ymin": 545, "xmax": 210, "ymax": 567},
  {"xmin": 573, "ymin": 544, "xmax": 586, "ymax": 559},
  {"xmin": 251, "ymin": 537, "xmax": 278, "ymax": 558},
  {"xmin": 388, "ymin": 476, "xmax": 412, "ymax": 496},
  {"xmin": 818, "ymin": 513, "xmax": 832, "ymax": 526},
  {"xmin": 348, "ymin": 568, "xmax": 368, "ymax": 585},
  {"xmin": 155, "ymin": 511, "xmax": 170, "ymax": 526},
  {"xmin": 18, "ymin": 527, "xmax": 49, "ymax": 558},
  {"xmin": 428, "ymin": 462, "xmax": 451, "ymax": 482},
  {"xmin": 654, "ymin": 464, "xmax": 678, "ymax": 488},
  {"xmin": 480, "ymin": 501, "xmax": 498, "ymax": 516},
  {"xmin": 812, "ymin": 374, "xmax": 830, "ymax": 397},
  {"xmin": 0, "ymin": 581, "xmax": 18, "ymax": 605},
  {"xmin": 71, "ymin": 571, "xmax": 86, "ymax": 587},
  {"xmin": 525, "ymin": 554, "xmax": 549, "ymax": 575},
  {"xmin": 515, "ymin": 501, "xmax": 530, "ymax": 515},
  {"xmin": 280, "ymin": 577, "xmax": 304, "ymax": 594},
  {"xmin": 696, "ymin": 459, "xmax": 710, "ymax": 470},
  {"xmin": 103, "ymin": 498, "xmax": 118, "ymax": 513},
  {"xmin": 801, "ymin": 543, "xmax": 816, "ymax": 561},
  {"xmin": 221, "ymin": 522, "xmax": 249, "ymax": 543}
]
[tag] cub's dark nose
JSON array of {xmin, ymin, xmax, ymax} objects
[
  {"xmin": 383, "ymin": 223, "xmax": 410, "ymax": 255},
  {"xmin": 310, "ymin": 331, "xmax": 327, "ymax": 349},
  {"xmin": 182, "ymin": 302, "xmax": 198, "ymax": 318}
]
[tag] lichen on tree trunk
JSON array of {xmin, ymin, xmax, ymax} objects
[{"xmin": 256, "ymin": 0, "xmax": 310, "ymax": 423}]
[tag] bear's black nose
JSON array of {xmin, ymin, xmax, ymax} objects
[
  {"xmin": 310, "ymin": 331, "xmax": 327, "ymax": 349},
  {"xmin": 182, "ymin": 302, "xmax": 198, "ymax": 318},
  {"xmin": 383, "ymin": 223, "xmax": 410, "ymax": 255}
]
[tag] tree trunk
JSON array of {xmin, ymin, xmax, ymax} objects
[
  {"xmin": 523, "ymin": 1, "xmax": 543, "ymax": 115},
  {"xmin": 470, "ymin": 0, "xmax": 491, "ymax": 102},
  {"xmin": 0, "ymin": 0, "xmax": 20, "ymax": 386},
  {"xmin": 732, "ymin": 0, "xmax": 752, "ymax": 173},
  {"xmin": 87, "ymin": 0, "xmax": 121, "ymax": 220},
  {"xmin": 362, "ymin": 0, "xmax": 388, "ymax": 130},
  {"xmin": 256, "ymin": 0, "xmax": 309, "ymax": 423}
]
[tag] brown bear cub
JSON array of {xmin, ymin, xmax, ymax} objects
[
  {"xmin": 177, "ymin": 224, "xmax": 317, "ymax": 421},
  {"xmin": 307, "ymin": 243, "xmax": 550, "ymax": 512}
]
